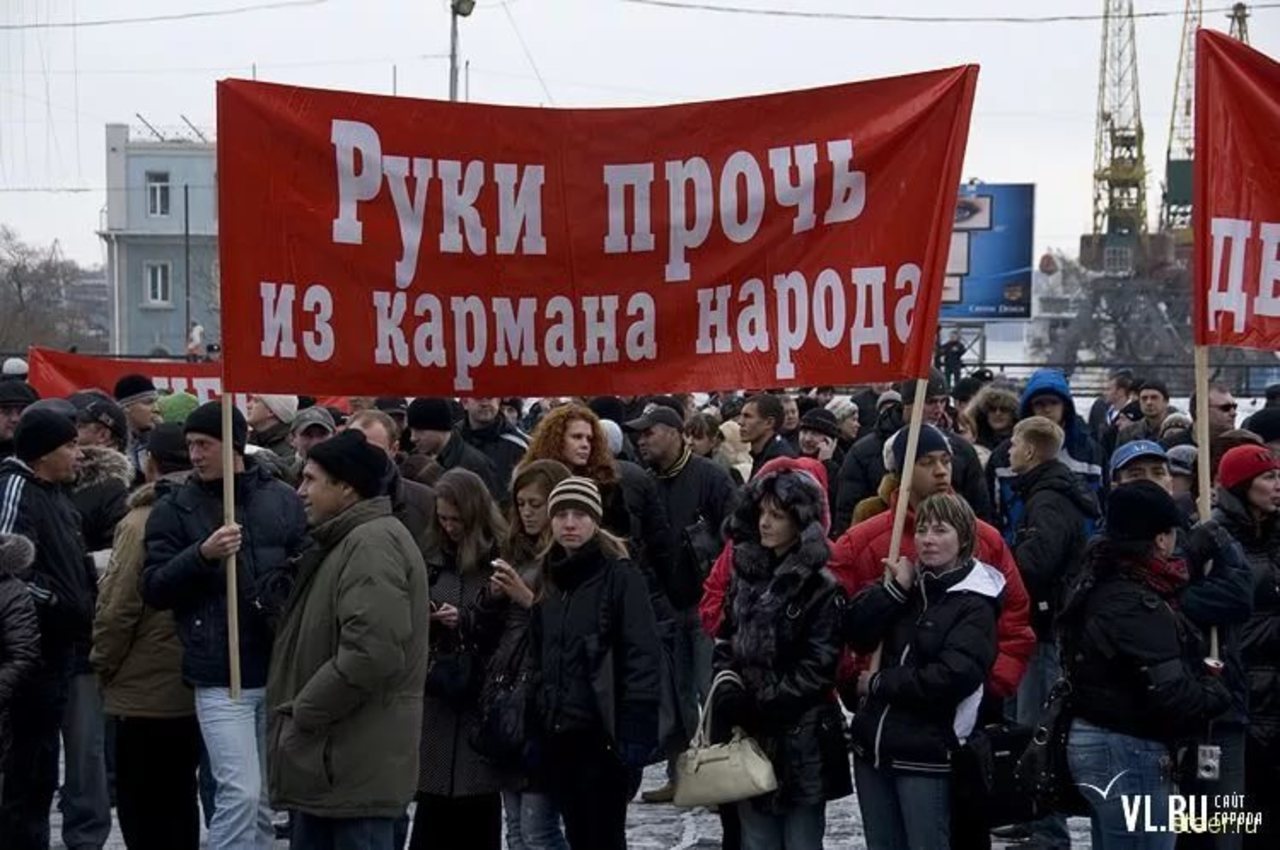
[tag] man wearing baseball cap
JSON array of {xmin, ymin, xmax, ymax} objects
[
  {"xmin": 142, "ymin": 401, "xmax": 308, "ymax": 850},
  {"xmin": 0, "ymin": 407, "xmax": 96, "ymax": 847},
  {"xmin": 1110, "ymin": 440, "xmax": 1174, "ymax": 493},
  {"xmin": 287, "ymin": 406, "xmax": 336, "ymax": 480}
]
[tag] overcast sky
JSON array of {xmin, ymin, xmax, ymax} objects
[{"xmin": 2, "ymin": 0, "xmax": 1276, "ymax": 267}]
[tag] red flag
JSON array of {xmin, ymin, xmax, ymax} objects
[
  {"xmin": 216, "ymin": 69, "xmax": 977, "ymax": 397},
  {"xmin": 1194, "ymin": 29, "xmax": 1280, "ymax": 350}
]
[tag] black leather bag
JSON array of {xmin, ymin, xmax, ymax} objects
[
  {"xmin": 669, "ymin": 516, "xmax": 723, "ymax": 610},
  {"xmin": 472, "ymin": 631, "xmax": 531, "ymax": 765},
  {"xmin": 1015, "ymin": 679, "xmax": 1090, "ymax": 817},
  {"xmin": 953, "ymin": 722, "xmax": 1037, "ymax": 827},
  {"xmin": 425, "ymin": 647, "xmax": 480, "ymax": 708}
]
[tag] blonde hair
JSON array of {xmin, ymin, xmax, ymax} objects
[
  {"xmin": 914, "ymin": 493, "xmax": 977, "ymax": 566},
  {"xmin": 1013, "ymin": 415, "xmax": 1064, "ymax": 460}
]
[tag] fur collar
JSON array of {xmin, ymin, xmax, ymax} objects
[{"xmin": 74, "ymin": 445, "xmax": 134, "ymax": 493}]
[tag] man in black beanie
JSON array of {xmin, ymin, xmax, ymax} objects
[
  {"xmin": 266, "ymin": 430, "xmax": 428, "ymax": 846},
  {"xmin": 141, "ymin": 400, "xmax": 307, "ymax": 850},
  {"xmin": 406, "ymin": 397, "xmax": 500, "ymax": 499},
  {"xmin": 114, "ymin": 373, "xmax": 160, "ymax": 479},
  {"xmin": 0, "ymin": 407, "xmax": 98, "ymax": 847},
  {"xmin": 0, "ymin": 380, "xmax": 38, "ymax": 461}
]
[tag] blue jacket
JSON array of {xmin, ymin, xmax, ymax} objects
[
  {"xmin": 987, "ymin": 369, "xmax": 1106, "ymax": 545},
  {"xmin": 142, "ymin": 459, "xmax": 307, "ymax": 689}
]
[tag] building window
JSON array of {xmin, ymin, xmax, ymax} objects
[
  {"xmin": 144, "ymin": 262, "xmax": 172, "ymax": 306},
  {"xmin": 147, "ymin": 171, "xmax": 170, "ymax": 217}
]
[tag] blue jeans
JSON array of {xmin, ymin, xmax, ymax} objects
[
  {"xmin": 1176, "ymin": 724, "xmax": 1246, "ymax": 850},
  {"xmin": 290, "ymin": 813, "xmax": 395, "ymax": 850},
  {"xmin": 853, "ymin": 757, "xmax": 950, "ymax": 850},
  {"xmin": 502, "ymin": 790, "xmax": 569, "ymax": 850},
  {"xmin": 195, "ymin": 687, "xmax": 274, "ymax": 850},
  {"xmin": 59, "ymin": 671, "xmax": 112, "ymax": 850},
  {"xmin": 1017, "ymin": 642, "xmax": 1070, "ymax": 848},
  {"xmin": 1067, "ymin": 718, "xmax": 1175, "ymax": 850},
  {"xmin": 667, "ymin": 606, "xmax": 713, "ymax": 776},
  {"xmin": 737, "ymin": 799, "xmax": 825, "ymax": 850}
]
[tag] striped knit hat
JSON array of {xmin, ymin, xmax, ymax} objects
[{"xmin": 548, "ymin": 476, "xmax": 603, "ymax": 524}]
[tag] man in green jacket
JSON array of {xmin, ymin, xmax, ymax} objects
[{"xmin": 267, "ymin": 429, "xmax": 429, "ymax": 848}]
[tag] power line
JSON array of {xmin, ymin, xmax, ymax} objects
[
  {"xmin": 0, "ymin": 54, "xmax": 452, "ymax": 77},
  {"xmin": 0, "ymin": 0, "xmax": 328, "ymax": 31},
  {"xmin": 501, "ymin": 2, "xmax": 555, "ymax": 105},
  {"xmin": 622, "ymin": 0, "xmax": 1280, "ymax": 24}
]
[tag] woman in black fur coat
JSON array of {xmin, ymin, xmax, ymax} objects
[{"xmin": 712, "ymin": 465, "xmax": 851, "ymax": 850}]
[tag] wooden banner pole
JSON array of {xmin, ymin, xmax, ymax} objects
[
  {"xmin": 870, "ymin": 376, "xmax": 931, "ymax": 674},
  {"xmin": 1193, "ymin": 345, "xmax": 1221, "ymax": 661},
  {"xmin": 222, "ymin": 397, "xmax": 242, "ymax": 700}
]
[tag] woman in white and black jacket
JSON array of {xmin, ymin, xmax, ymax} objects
[
  {"xmin": 711, "ymin": 464, "xmax": 851, "ymax": 850},
  {"xmin": 845, "ymin": 492, "xmax": 1003, "ymax": 850}
]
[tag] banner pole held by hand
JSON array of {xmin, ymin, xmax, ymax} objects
[
  {"xmin": 871, "ymin": 376, "xmax": 931, "ymax": 674},
  {"xmin": 1193, "ymin": 346, "xmax": 1221, "ymax": 661},
  {"xmin": 221, "ymin": 397, "xmax": 242, "ymax": 700}
]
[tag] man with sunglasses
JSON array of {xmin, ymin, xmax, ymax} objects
[{"xmin": 1190, "ymin": 382, "xmax": 1239, "ymax": 444}]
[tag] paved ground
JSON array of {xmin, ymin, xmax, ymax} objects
[{"xmin": 60, "ymin": 765, "xmax": 1092, "ymax": 849}]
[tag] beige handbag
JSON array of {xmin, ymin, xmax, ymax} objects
[{"xmin": 672, "ymin": 670, "xmax": 778, "ymax": 808}]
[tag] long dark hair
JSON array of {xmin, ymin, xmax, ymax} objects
[
  {"xmin": 427, "ymin": 468, "xmax": 508, "ymax": 572},
  {"xmin": 503, "ymin": 459, "xmax": 571, "ymax": 566}
]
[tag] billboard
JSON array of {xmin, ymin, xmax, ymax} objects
[{"xmin": 942, "ymin": 182, "xmax": 1034, "ymax": 320}]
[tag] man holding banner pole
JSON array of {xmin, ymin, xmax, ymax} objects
[{"xmin": 141, "ymin": 401, "xmax": 307, "ymax": 850}]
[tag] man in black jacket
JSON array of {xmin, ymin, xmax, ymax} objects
[
  {"xmin": 142, "ymin": 401, "xmax": 307, "ymax": 850},
  {"xmin": 406, "ymin": 398, "xmax": 501, "ymax": 499},
  {"xmin": 1008, "ymin": 416, "xmax": 1100, "ymax": 850},
  {"xmin": 0, "ymin": 408, "xmax": 96, "ymax": 849},
  {"xmin": 0, "ymin": 381, "xmax": 37, "ymax": 462},
  {"xmin": 346, "ymin": 409, "xmax": 436, "ymax": 557},
  {"xmin": 625, "ymin": 402, "xmax": 736, "ymax": 803},
  {"xmin": 740, "ymin": 393, "xmax": 797, "ymax": 480},
  {"xmin": 834, "ymin": 370, "xmax": 992, "ymax": 534},
  {"xmin": 459, "ymin": 397, "xmax": 528, "ymax": 501}
]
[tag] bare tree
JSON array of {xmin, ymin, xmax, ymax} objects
[{"xmin": 0, "ymin": 226, "xmax": 102, "ymax": 352}]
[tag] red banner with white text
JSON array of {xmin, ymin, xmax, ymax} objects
[
  {"xmin": 1194, "ymin": 30, "xmax": 1280, "ymax": 350},
  {"xmin": 216, "ymin": 69, "xmax": 977, "ymax": 397},
  {"xmin": 27, "ymin": 347, "xmax": 227, "ymax": 403}
]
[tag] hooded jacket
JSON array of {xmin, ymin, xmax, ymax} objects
[
  {"xmin": 828, "ymin": 496, "xmax": 1034, "ymax": 700},
  {"xmin": 968, "ymin": 385, "xmax": 1020, "ymax": 452},
  {"xmin": 458, "ymin": 418, "xmax": 528, "ymax": 502},
  {"xmin": 1010, "ymin": 459, "xmax": 1102, "ymax": 639},
  {"xmin": 0, "ymin": 457, "xmax": 95, "ymax": 655},
  {"xmin": 91, "ymin": 478, "xmax": 193, "ymax": 717},
  {"xmin": 70, "ymin": 445, "xmax": 133, "ymax": 555},
  {"xmin": 833, "ymin": 405, "xmax": 992, "ymax": 535},
  {"xmin": 267, "ymin": 497, "xmax": 429, "ymax": 818},
  {"xmin": 142, "ymin": 458, "xmax": 308, "ymax": 689},
  {"xmin": 249, "ymin": 420, "xmax": 296, "ymax": 465},
  {"xmin": 0, "ymin": 534, "xmax": 40, "ymax": 757},
  {"xmin": 713, "ymin": 465, "xmax": 852, "ymax": 809},
  {"xmin": 987, "ymin": 369, "xmax": 1106, "ymax": 544},
  {"xmin": 846, "ymin": 559, "xmax": 1004, "ymax": 773}
]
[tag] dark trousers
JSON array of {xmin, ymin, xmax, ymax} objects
[
  {"xmin": 0, "ymin": 653, "xmax": 72, "ymax": 850},
  {"xmin": 1243, "ymin": 738, "xmax": 1280, "ymax": 849},
  {"xmin": 408, "ymin": 792, "xmax": 501, "ymax": 850},
  {"xmin": 292, "ymin": 812, "xmax": 396, "ymax": 850},
  {"xmin": 1177, "ymin": 724, "xmax": 1246, "ymax": 850},
  {"xmin": 114, "ymin": 714, "xmax": 202, "ymax": 850},
  {"xmin": 545, "ymin": 733, "xmax": 632, "ymax": 850},
  {"xmin": 719, "ymin": 803, "xmax": 741, "ymax": 850}
]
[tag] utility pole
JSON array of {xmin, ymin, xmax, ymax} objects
[
  {"xmin": 184, "ymin": 184, "xmax": 191, "ymax": 355},
  {"xmin": 449, "ymin": 0, "xmax": 476, "ymax": 101}
]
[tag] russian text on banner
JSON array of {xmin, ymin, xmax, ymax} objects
[
  {"xmin": 217, "ymin": 69, "xmax": 978, "ymax": 397},
  {"xmin": 1194, "ymin": 29, "xmax": 1280, "ymax": 352}
]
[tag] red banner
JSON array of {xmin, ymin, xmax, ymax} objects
[
  {"xmin": 217, "ymin": 69, "xmax": 977, "ymax": 397},
  {"xmin": 28, "ymin": 347, "xmax": 226, "ymax": 403},
  {"xmin": 1194, "ymin": 30, "xmax": 1280, "ymax": 350}
]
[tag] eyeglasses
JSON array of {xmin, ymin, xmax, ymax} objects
[{"xmin": 1213, "ymin": 403, "xmax": 1239, "ymax": 413}]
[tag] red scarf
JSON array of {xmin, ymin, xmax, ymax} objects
[{"xmin": 1125, "ymin": 555, "xmax": 1190, "ymax": 601}]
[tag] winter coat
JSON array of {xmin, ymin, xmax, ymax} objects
[
  {"xmin": 1010, "ymin": 459, "xmax": 1102, "ymax": 639},
  {"xmin": 142, "ymin": 458, "xmax": 308, "ymax": 689},
  {"xmin": 968, "ymin": 385, "xmax": 1019, "ymax": 452},
  {"xmin": 0, "ymin": 537, "xmax": 41, "ymax": 761},
  {"xmin": 381, "ymin": 462, "xmax": 434, "ymax": 557},
  {"xmin": 418, "ymin": 544, "xmax": 506, "ymax": 796},
  {"xmin": 1218, "ymin": 490, "xmax": 1280, "ymax": 753},
  {"xmin": 847, "ymin": 559, "xmax": 1004, "ymax": 773},
  {"xmin": 267, "ymin": 497, "xmax": 429, "ymax": 818},
  {"xmin": 531, "ymin": 538, "xmax": 661, "ymax": 759},
  {"xmin": 70, "ymin": 446, "xmax": 133, "ymax": 555},
  {"xmin": 987, "ymin": 369, "xmax": 1106, "ymax": 544},
  {"xmin": 1059, "ymin": 551, "xmax": 1232, "ymax": 743},
  {"xmin": 459, "ymin": 419, "xmax": 528, "ymax": 502},
  {"xmin": 833, "ymin": 409, "xmax": 992, "ymax": 535},
  {"xmin": 249, "ymin": 420, "xmax": 297, "ymax": 465},
  {"xmin": 437, "ymin": 433, "xmax": 502, "ymax": 501},
  {"xmin": 698, "ymin": 457, "xmax": 831, "ymax": 639},
  {"xmin": 91, "ymin": 478, "xmax": 193, "ymax": 717},
  {"xmin": 749, "ymin": 435, "xmax": 798, "ymax": 481},
  {"xmin": 713, "ymin": 465, "xmax": 852, "ymax": 810},
  {"xmin": 829, "ymin": 495, "xmax": 1034, "ymax": 700},
  {"xmin": 0, "ymin": 457, "xmax": 95, "ymax": 656},
  {"xmin": 650, "ymin": 452, "xmax": 737, "ymax": 609},
  {"xmin": 602, "ymin": 460, "xmax": 677, "ymax": 616}
]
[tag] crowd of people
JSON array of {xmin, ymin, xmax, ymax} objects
[{"xmin": 0, "ymin": 356, "xmax": 1278, "ymax": 850}]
